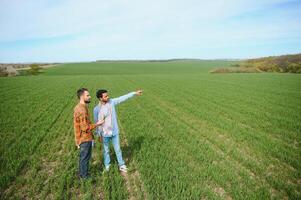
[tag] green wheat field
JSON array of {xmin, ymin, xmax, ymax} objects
[{"xmin": 0, "ymin": 61, "xmax": 300, "ymax": 199}]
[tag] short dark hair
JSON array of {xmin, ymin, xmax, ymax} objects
[
  {"xmin": 96, "ymin": 89, "xmax": 108, "ymax": 99},
  {"xmin": 77, "ymin": 88, "xmax": 88, "ymax": 99}
]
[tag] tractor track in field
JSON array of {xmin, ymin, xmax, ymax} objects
[
  {"xmin": 124, "ymin": 75, "xmax": 300, "ymax": 143},
  {"xmin": 108, "ymin": 79, "xmax": 149, "ymax": 200},
  {"xmin": 141, "ymin": 77, "xmax": 299, "ymax": 159},
  {"xmin": 2, "ymin": 95, "xmax": 74, "ymax": 199},
  {"xmin": 0, "ymin": 98, "xmax": 71, "ymax": 196},
  {"xmin": 121, "ymin": 75, "xmax": 299, "ymax": 198},
  {"xmin": 119, "ymin": 122, "xmax": 149, "ymax": 200},
  {"xmin": 152, "ymin": 77, "xmax": 300, "ymax": 139},
  {"xmin": 122, "ymin": 77, "xmax": 291, "ymax": 197},
  {"xmin": 143, "ymin": 92, "xmax": 295, "ymax": 199},
  {"xmin": 128, "ymin": 95, "xmax": 234, "ymax": 199}
]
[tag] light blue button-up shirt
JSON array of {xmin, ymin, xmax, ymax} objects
[{"xmin": 93, "ymin": 92, "xmax": 136, "ymax": 137}]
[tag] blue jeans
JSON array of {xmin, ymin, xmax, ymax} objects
[
  {"xmin": 103, "ymin": 134, "xmax": 125, "ymax": 168},
  {"xmin": 79, "ymin": 141, "xmax": 92, "ymax": 178}
]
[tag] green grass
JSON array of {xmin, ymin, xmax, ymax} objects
[{"xmin": 0, "ymin": 61, "xmax": 300, "ymax": 199}]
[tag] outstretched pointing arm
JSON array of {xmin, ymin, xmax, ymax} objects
[{"xmin": 112, "ymin": 90, "xmax": 143, "ymax": 105}]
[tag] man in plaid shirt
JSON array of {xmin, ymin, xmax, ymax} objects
[{"xmin": 73, "ymin": 88, "xmax": 104, "ymax": 179}]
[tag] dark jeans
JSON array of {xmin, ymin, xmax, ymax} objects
[{"xmin": 79, "ymin": 141, "xmax": 92, "ymax": 178}]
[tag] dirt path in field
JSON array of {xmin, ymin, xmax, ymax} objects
[
  {"xmin": 15, "ymin": 64, "xmax": 59, "ymax": 71},
  {"xmin": 119, "ymin": 122, "xmax": 149, "ymax": 200}
]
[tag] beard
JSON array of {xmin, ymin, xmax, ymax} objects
[
  {"xmin": 84, "ymin": 100, "xmax": 91, "ymax": 104},
  {"xmin": 102, "ymin": 98, "xmax": 109, "ymax": 103}
]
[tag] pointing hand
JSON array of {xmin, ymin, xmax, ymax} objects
[{"xmin": 136, "ymin": 89, "xmax": 143, "ymax": 96}]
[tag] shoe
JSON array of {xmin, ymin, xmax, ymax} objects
[
  {"xmin": 119, "ymin": 165, "xmax": 127, "ymax": 173},
  {"xmin": 105, "ymin": 165, "xmax": 110, "ymax": 172}
]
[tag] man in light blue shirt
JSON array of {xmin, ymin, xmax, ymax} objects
[{"xmin": 93, "ymin": 89, "xmax": 142, "ymax": 173}]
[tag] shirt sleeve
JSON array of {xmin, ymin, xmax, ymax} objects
[
  {"xmin": 111, "ymin": 92, "xmax": 136, "ymax": 105},
  {"xmin": 93, "ymin": 106, "xmax": 99, "ymax": 123},
  {"xmin": 93, "ymin": 106, "xmax": 101, "ymax": 136}
]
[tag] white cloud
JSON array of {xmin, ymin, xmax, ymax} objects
[
  {"xmin": 0, "ymin": 0, "xmax": 296, "ymax": 41},
  {"xmin": 0, "ymin": 0, "xmax": 300, "ymax": 61}
]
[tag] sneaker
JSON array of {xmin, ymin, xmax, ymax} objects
[
  {"xmin": 104, "ymin": 165, "xmax": 110, "ymax": 172},
  {"xmin": 119, "ymin": 165, "xmax": 128, "ymax": 173}
]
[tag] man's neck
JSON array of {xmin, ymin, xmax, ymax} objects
[
  {"xmin": 100, "ymin": 101, "xmax": 107, "ymax": 105},
  {"xmin": 79, "ymin": 100, "xmax": 86, "ymax": 105}
]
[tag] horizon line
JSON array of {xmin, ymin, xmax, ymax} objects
[{"xmin": 0, "ymin": 53, "xmax": 300, "ymax": 64}]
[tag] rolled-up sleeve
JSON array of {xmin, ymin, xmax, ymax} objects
[{"xmin": 93, "ymin": 106, "xmax": 101, "ymax": 136}]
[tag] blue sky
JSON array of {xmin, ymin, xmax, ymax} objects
[{"xmin": 0, "ymin": 0, "xmax": 300, "ymax": 62}]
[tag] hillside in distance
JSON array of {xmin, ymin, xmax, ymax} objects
[{"xmin": 211, "ymin": 53, "xmax": 301, "ymax": 73}]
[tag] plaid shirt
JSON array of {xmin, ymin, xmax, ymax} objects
[{"xmin": 73, "ymin": 103, "xmax": 96, "ymax": 146}]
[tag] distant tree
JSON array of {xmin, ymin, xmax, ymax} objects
[
  {"xmin": 231, "ymin": 64, "xmax": 240, "ymax": 67},
  {"xmin": 28, "ymin": 64, "xmax": 42, "ymax": 75},
  {"xmin": 0, "ymin": 67, "xmax": 8, "ymax": 77}
]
